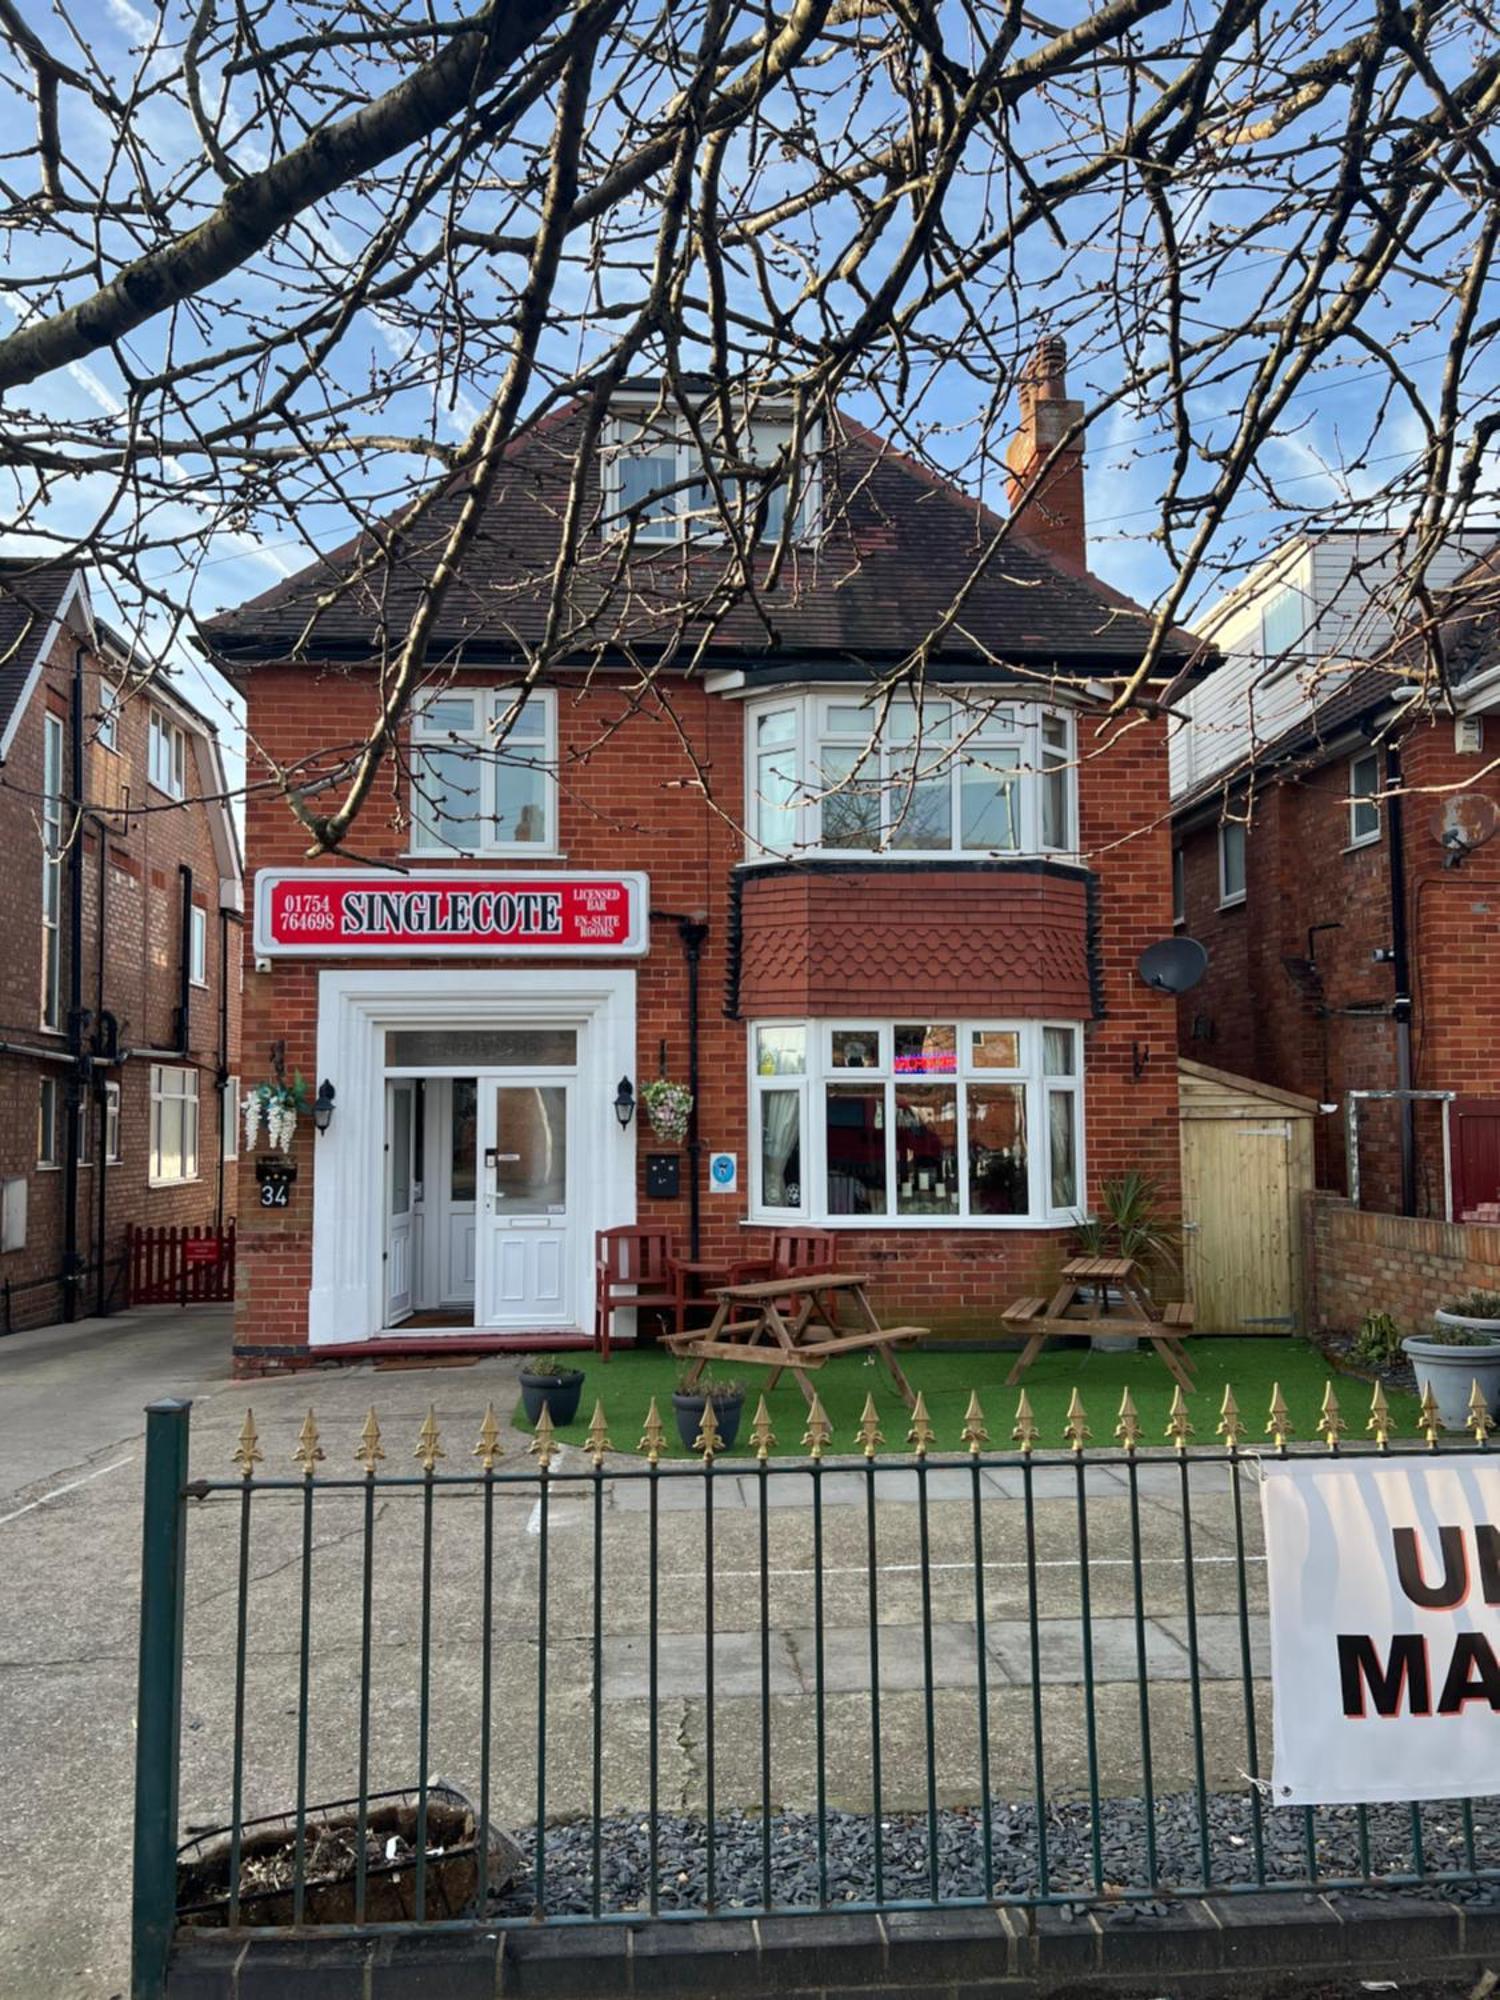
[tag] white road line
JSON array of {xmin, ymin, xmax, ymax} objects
[
  {"xmin": 0, "ymin": 1455, "xmax": 135, "ymax": 1528},
  {"xmin": 526, "ymin": 1447, "xmax": 570, "ymax": 1533},
  {"xmin": 667, "ymin": 1554, "xmax": 1264, "ymax": 1579}
]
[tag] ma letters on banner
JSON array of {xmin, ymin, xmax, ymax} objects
[{"xmin": 1341, "ymin": 1525, "xmax": 1500, "ymax": 1718}]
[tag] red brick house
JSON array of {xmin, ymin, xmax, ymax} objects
[
  {"xmin": 0, "ymin": 563, "xmax": 243, "ymax": 1331},
  {"xmin": 206, "ymin": 351, "xmax": 1201, "ymax": 1370},
  {"xmin": 1172, "ymin": 540, "xmax": 1500, "ymax": 1223}
]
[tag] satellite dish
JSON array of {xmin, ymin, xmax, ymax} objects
[
  {"xmin": 1430, "ymin": 793, "xmax": 1500, "ymax": 859},
  {"xmin": 1138, "ymin": 937, "xmax": 1208, "ymax": 995}
]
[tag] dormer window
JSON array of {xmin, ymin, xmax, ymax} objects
[{"xmin": 603, "ymin": 405, "xmax": 816, "ymax": 545}]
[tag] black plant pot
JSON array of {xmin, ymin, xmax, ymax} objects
[
  {"xmin": 520, "ymin": 1369, "xmax": 585, "ymax": 1427},
  {"xmin": 672, "ymin": 1389, "xmax": 745, "ymax": 1453}
]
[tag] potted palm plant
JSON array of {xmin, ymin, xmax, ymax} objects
[
  {"xmin": 671, "ymin": 1369, "xmax": 746, "ymax": 1451},
  {"xmin": 518, "ymin": 1355, "xmax": 586, "ymax": 1427},
  {"xmin": 1074, "ymin": 1171, "xmax": 1182, "ymax": 1351},
  {"xmin": 1403, "ymin": 1291, "xmax": 1500, "ymax": 1429}
]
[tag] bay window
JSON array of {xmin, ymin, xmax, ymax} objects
[
  {"xmin": 746, "ymin": 694, "xmax": 1077, "ymax": 859},
  {"xmin": 410, "ymin": 688, "xmax": 555, "ymax": 855},
  {"xmin": 750, "ymin": 1019, "xmax": 1083, "ymax": 1226}
]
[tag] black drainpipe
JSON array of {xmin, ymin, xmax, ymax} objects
[
  {"xmin": 1387, "ymin": 743, "xmax": 1416, "ymax": 1216},
  {"xmin": 175, "ymin": 865, "xmax": 193, "ymax": 1056},
  {"xmin": 214, "ymin": 908, "xmax": 241, "ymax": 1231},
  {"xmin": 651, "ymin": 910, "xmax": 710, "ymax": 1259},
  {"xmin": 62, "ymin": 647, "xmax": 87, "ymax": 1321},
  {"xmin": 94, "ymin": 828, "xmax": 109, "ymax": 1316}
]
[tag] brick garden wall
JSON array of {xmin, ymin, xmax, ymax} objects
[
  {"xmin": 1304, "ymin": 1189, "xmax": 1500, "ymax": 1337},
  {"xmin": 236, "ymin": 665, "xmax": 1182, "ymax": 1365}
]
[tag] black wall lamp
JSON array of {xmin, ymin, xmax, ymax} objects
[
  {"xmin": 312, "ymin": 1079, "xmax": 337, "ymax": 1134},
  {"xmin": 614, "ymin": 1076, "xmax": 636, "ymax": 1129}
]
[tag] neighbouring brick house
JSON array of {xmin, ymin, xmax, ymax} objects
[
  {"xmin": 0, "ymin": 562, "xmax": 243, "ymax": 1330},
  {"xmin": 1172, "ymin": 538, "xmax": 1500, "ymax": 1225},
  {"xmin": 205, "ymin": 347, "xmax": 1202, "ymax": 1372}
]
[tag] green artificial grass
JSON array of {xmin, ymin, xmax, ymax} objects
[{"xmin": 515, "ymin": 1337, "xmax": 1419, "ymax": 1459}]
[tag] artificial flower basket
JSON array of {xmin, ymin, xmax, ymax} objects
[
  {"xmin": 640, "ymin": 1079, "xmax": 693, "ymax": 1146},
  {"xmin": 242, "ymin": 1073, "xmax": 314, "ymax": 1155}
]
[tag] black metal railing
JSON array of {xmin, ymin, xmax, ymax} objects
[{"xmin": 131, "ymin": 1377, "xmax": 1500, "ymax": 2000}]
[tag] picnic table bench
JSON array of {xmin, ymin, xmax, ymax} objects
[
  {"xmin": 1001, "ymin": 1255, "xmax": 1196, "ymax": 1392},
  {"xmin": 666, "ymin": 1271, "xmax": 926, "ymax": 1411}
]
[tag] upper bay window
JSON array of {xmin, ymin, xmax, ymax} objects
[
  {"xmin": 602, "ymin": 407, "xmax": 817, "ymax": 545},
  {"xmin": 410, "ymin": 688, "xmax": 555, "ymax": 856},
  {"xmin": 750, "ymin": 1018, "xmax": 1083, "ymax": 1228},
  {"xmin": 747, "ymin": 694, "xmax": 1076, "ymax": 860}
]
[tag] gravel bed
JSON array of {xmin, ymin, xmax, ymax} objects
[
  {"xmin": 1317, "ymin": 1333, "xmax": 1419, "ymax": 1398},
  {"xmin": 488, "ymin": 1791, "xmax": 1500, "ymax": 1918}
]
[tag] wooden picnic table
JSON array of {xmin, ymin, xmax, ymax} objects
[
  {"xmin": 665, "ymin": 1270, "xmax": 927, "ymax": 1411},
  {"xmin": 1001, "ymin": 1255, "xmax": 1196, "ymax": 1393}
]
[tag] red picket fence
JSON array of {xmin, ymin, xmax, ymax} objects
[{"xmin": 127, "ymin": 1223, "xmax": 237, "ymax": 1306}]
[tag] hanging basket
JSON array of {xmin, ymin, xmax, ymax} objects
[{"xmin": 640, "ymin": 1079, "xmax": 693, "ymax": 1146}]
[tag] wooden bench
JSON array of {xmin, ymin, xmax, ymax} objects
[
  {"xmin": 1001, "ymin": 1296, "xmax": 1048, "ymax": 1325},
  {"xmin": 1163, "ymin": 1301, "xmax": 1195, "ymax": 1328}
]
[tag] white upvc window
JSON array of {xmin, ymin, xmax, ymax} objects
[
  {"xmin": 149, "ymin": 1065, "xmax": 199, "ymax": 1184},
  {"xmin": 41, "ymin": 711, "xmax": 64, "ymax": 1030},
  {"xmin": 1349, "ymin": 750, "xmax": 1381, "ymax": 847},
  {"xmin": 749, "ymin": 1018, "xmax": 1084, "ymax": 1228},
  {"xmin": 745, "ymin": 692, "xmax": 1078, "ymax": 860},
  {"xmin": 223, "ymin": 1075, "xmax": 239, "ymax": 1161},
  {"xmin": 1261, "ymin": 586, "xmax": 1308, "ymax": 669},
  {"xmin": 97, "ymin": 682, "xmax": 120, "ymax": 752},
  {"xmin": 38, "ymin": 1076, "xmax": 60, "ymax": 1167},
  {"xmin": 410, "ymin": 687, "xmax": 556, "ymax": 856},
  {"xmin": 190, "ymin": 905, "xmax": 209, "ymax": 986},
  {"xmin": 602, "ymin": 408, "xmax": 818, "ymax": 545},
  {"xmin": 1172, "ymin": 846, "xmax": 1186, "ymax": 927},
  {"xmin": 1218, "ymin": 819, "xmax": 1247, "ymax": 907},
  {"xmin": 105, "ymin": 1080, "xmax": 122, "ymax": 1164},
  {"xmin": 148, "ymin": 710, "xmax": 186, "ymax": 798}
]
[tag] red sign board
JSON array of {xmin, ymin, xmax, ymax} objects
[
  {"xmin": 253, "ymin": 870, "xmax": 649, "ymax": 958},
  {"xmin": 182, "ymin": 1238, "xmax": 222, "ymax": 1266}
]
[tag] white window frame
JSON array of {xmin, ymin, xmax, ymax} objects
[
  {"xmin": 1218, "ymin": 819, "xmax": 1247, "ymax": 908},
  {"xmin": 1172, "ymin": 846, "xmax": 1186, "ymax": 927},
  {"xmin": 148, "ymin": 710, "xmax": 186, "ymax": 799},
  {"xmin": 41, "ymin": 711, "xmax": 64, "ymax": 1030},
  {"xmin": 601, "ymin": 407, "xmax": 820, "ymax": 546},
  {"xmin": 747, "ymin": 1017, "xmax": 1085, "ymax": 1229},
  {"xmin": 1261, "ymin": 586, "xmax": 1308, "ymax": 672},
  {"xmin": 409, "ymin": 687, "xmax": 558, "ymax": 857},
  {"xmin": 37, "ymin": 1076, "xmax": 60, "ymax": 1168},
  {"xmin": 149, "ymin": 1064, "xmax": 200, "ymax": 1186},
  {"xmin": 105, "ymin": 1080, "xmax": 122, "ymax": 1164},
  {"xmin": 190, "ymin": 904, "xmax": 209, "ymax": 986},
  {"xmin": 744, "ymin": 691, "xmax": 1078, "ymax": 861},
  {"xmin": 223, "ymin": 1074, "xmax": 239, "ymax": 1161},
  {"xmin": 1348, "ymin": 749, "xmax": 1381, "ymax": 848},
  {"xmin": 97, "ymin": 681, "xmax": 120, "ymax": 753}
]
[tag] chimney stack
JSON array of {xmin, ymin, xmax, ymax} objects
[{"xmin": 1005, "ymin": 335, "xmax": 1087, "ymax": 569}]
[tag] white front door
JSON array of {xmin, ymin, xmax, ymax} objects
[
  {"xmin": 476, "ymin": 1080, "xmax": 571, "ymax": 1328},
  {"xmin": 384, "ymin": 1079, "xmax": 417, "ymax": 1323}
]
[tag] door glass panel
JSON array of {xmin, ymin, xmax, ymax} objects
[
  {"xmin": 390, "ymin": 1089, "xmax": 412, "ymax": 1213},
  {"xmin": 450, "ymin": 1079, "xmax": 477, "ymax": 1201},
  {"xmin": 494, "ymin": 1086, "xmax": 567, "ymax": 1214},
  {"xmin": 386, "ymin": 1028, "xmax": 577, "ymax": 1066}
]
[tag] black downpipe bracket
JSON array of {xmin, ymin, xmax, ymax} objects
[
  {"xmin": 1386, "ymin": 745, "xmax": 1416, "ymax": 1216},
  {"xmin": 62, "ymin": 647, "xmax": 87, "ymax": 1321}
]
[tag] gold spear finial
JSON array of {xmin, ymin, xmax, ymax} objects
[
  {"xmin": 1115, "ymin": 1388, "xmax": 1142, "ymax": 1454},
  {"xmin": 1064, "ymin": 1387, "xmax": 1090, "ymax": 1453},
  {"xmin": 804, "ymin": 1393, "xmax": 834, "ymax": 1460},
  {"xmin": 1266, "ymin": 1383, "xmax": 1293, "ymax": 1451},
  {"xmin": 751, "ymin": 1395, "xmax": 777, "ymax": 1462},
  {"xmin": 293, "ymin": 1409, "xmax": 324, "ymax": 1478},
  {"xmin": 355, "ymin": 1407, "xmax": 385, "ymax": 1476},
  {"xmin": 1217, "ymin": 1385, "xmax": 1245, "ymax": 1449},
  {"xmin": 1418, "ymin": 1382, "xmax": 1442, "ymax": 1447},
  {"xmin": 529, "ymin": 1403, "xmax": 558, "ymax": 1470},
  {"xmin": 962, "ymin": 1390, "xmax": 989, "ymax": 1456},
  {"xmin": 854, "ymin": 1392, "xmax": 882, "ymax": 1460},
  {"xmin": 1367, "ymin": 1379, "xmax": 1394, "ymax": 1449},
  {"xmin": 1012, "ymin": 1389, "xmax": 1039, "ymax": 1456},
  {"xmin": 1319, "ymin": 1380, "xmax": 1346, "ymax": 1451},
  {"xmin": 694, "ymin": 1398, "xmax": 721, "ymax": 1460},
  {"xmin": 232, "ymin": 1409, "xmax": 263, "ymax": 1480},
  {"xmin": 1166, "ymin": 1384, "xmax": 1194, "ymax": 1452},
  {"xmin": 472, "ymin": 1403, "xmax": 502, "ymax": 1473},
  {"xmin": 415, "ymin": 1404, "xmax": 444, "ymax": 1475},
  {"xmin": 907, "ymin": 1392, "xmax": 935, "ymax": 1460},
  {"xmin": 586, "ymin": 1399, "xmax": 612, "ymax": 1468},
  {"xmin": 1469, "ymin": 1379, "xmax": 1494, "ymax": 1445},
  {"xmin": 639, "ymin": 1397, "xmax": 667, "ymax": 1465}
]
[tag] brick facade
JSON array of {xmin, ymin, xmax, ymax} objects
[
  {"xmin": 1305, "ymin": 1190, "xmax": 1500, "ymax": 1337},
  {"xmin": 234, "ymin": 668, "xmax": 1182, "ymax": 1365},
  {"xmin": 0, "ymin": 620, "xmax": 241, "ymax": 1330}
]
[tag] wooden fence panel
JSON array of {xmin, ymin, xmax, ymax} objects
[{"xmin": 127, "ymin": 1223, "xmax": 236, "ymax": 1306}]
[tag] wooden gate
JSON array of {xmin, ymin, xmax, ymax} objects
[
  {"xmin": 1179, "ymin": 1060, "xmax": 1316, "ymax": 1334},
  {"xmin": 127, "ymin": 1223, "xmax": 237, "ymax": 1305}
]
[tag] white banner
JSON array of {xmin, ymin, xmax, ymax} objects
[{"xmin": 1262, "ymin": 1456, "xmax": 1500, "ymax": 1806}]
